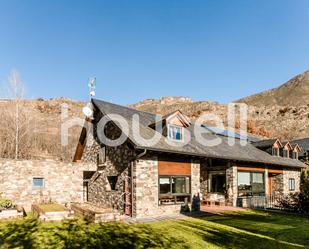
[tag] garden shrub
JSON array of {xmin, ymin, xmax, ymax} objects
[
  {"xmin": 0, "ymin": 196, "xmax": 14, "ymax": 210},
  {"xmin": 300, "ymin": 169, "xmax": 309, "ymax": 213}
]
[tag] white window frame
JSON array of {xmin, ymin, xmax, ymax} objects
[
  {"xmin": 32, "ymin": 177, "xmax": 45, "ymax": 189},
  {"xmin": 167, "ymin": 124, "xmax": 184, "ymax": 142},
  {"xmin": 288, "ymin": 178, "xmax": 295, "ymax": 191}
]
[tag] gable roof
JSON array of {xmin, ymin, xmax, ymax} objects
[
  {"xmin": 91, "ymin": 98, "xmax": 307, "ymax": 168},
  {"xmin": 149, "ymin": 110, "xmax": 191, "ymax": 128},
  {"xmin": 252, "ymin": 139, "xmax": 282, "ymax": 148},
  {"xmin": 291, "ymin": 137, "xmax": 309, "ymax": 157}
]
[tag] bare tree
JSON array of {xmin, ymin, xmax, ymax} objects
[
  {"xmin": 9, "ymin": 69, "xmax": 25, "ymax": 159},
  {"xmin": 0, "ymin": 69, "xmax": 35, "ymax": 159}
]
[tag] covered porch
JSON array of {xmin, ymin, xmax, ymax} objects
[{"xmin": 200, "ymin": 159, "xmax": 290, "ymax": 208}]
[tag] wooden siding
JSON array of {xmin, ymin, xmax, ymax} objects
[
  {"xmin": 158, "ymin": 159, "xmax": 191, "ymax": 175},
  {"xmin": 237, "ymin": 166, "xmax": 265, "ymax": 172}
]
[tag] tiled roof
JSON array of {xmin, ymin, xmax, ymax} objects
[
  {"xmin": 92, "ymin": 98, "xmax": 307, "ymax": 168},
  {"xmin": 291, "ymin": 137, "xmax": 309, "ymax": 157}
]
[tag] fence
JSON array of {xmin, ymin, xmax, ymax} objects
[{"xmin": 237, "ymin": 195, "xmax": 298, "ymax": 212}]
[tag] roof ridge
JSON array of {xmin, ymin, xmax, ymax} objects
[{"xmin": 92, "ymin": 98, "xmax": 160, "ymax": 117}]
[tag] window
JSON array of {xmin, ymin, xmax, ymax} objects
[
  {"xmin": 107, "ymin": 176, "xmax": 118, "ymax": 191},
  {"xmin": 33, "ymin": 177, "xmax": 44, "ymax": 188},
  {"xmin": 289, "ymin": 178, "xmax": 295, "ymax": 191},
  {"xmin": 97, "ymin": 147, "xmax": 106, "ymax": 165},
  {"xmin": 272, "ymin": 147, "xmax": 279, "ymax": 156},
  {"xmin": 292, "ymin": 151, "xmax": 298, "ymax": 159},
  {"xmin": 168, "ymin": 125, "xmax": 183, "ymax": 141},
  {"xmin": 159, "ymin": 176, "xmax": 190, "ymax": 204},
  {"xmin": 238, "ymin": 172, "xmax": 265, "ymax": 197},
  {"xmin": 283, "ymin": 149, "xmax": 289, "ymax": 158}
]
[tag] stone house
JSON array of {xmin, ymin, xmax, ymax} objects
[{"xmin": 74, "ymin": 99, "xmax": 307, "ymax": 218}]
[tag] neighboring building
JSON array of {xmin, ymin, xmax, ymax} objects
[
  {"xmin": 290, "ymin": 137, "xmax": 309, "ymax": 164},
  {"xmin": 74, "ymin": 99, "xmax": 307, "ymax": 218}
]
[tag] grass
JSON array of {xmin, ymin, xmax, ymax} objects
[
  {"xmin": 36, "ymin": 203, "xmax": 67, "ymax": 212},
  {"xmin": 146, "ymin": 210, "xmax": 309, "ymax": 248},
  {"xmin": 0, "ymin": 210, "xmax": 309, "ymax": 248}
]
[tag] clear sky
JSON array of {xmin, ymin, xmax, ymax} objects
[{"xmin": 1, "ymin": 0, "xmax": 309, "ymax": 105}]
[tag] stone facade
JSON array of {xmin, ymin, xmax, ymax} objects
[
  {"xmin": 132, "ymin": 156, "xmax": 159, "ymax": 217},
  {"xmin": 81, "ymin": 120, "xmax": 136, "ymax": 213},
  {"xmin": 132, "ymin": 156, "xmax": 201, "ymax": 218},
  {"xmin": 0, "ymin": 159, "xmax": 96, "ymax": 211},
  {"xmin": 191, "ymin": 159, "xmax": 200, "ymax": 198},
  {"xmin": 226, "ymin": 165, "xmax": 237, "ymax": 206}
]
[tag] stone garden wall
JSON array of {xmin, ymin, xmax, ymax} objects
[{"xmin": 0, "ymin": 159, "xmax": 95, "ymax": 211}]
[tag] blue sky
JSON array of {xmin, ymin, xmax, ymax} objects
[{"xmin": 1, "ymin": 0, "xmax": 309, "ymax": 105}]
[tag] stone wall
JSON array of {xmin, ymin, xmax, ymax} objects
[
  {"xmin": 132, "ymin": 156, "xmax": 201, "ymax": 218},
  {"xmin": 81, "ymin": 119, "xmax": 136, "ymax": 213},
  {"xmin": 132, "ymin": 156, "xmax": 159, "ymax": 217},
  {"xmin": 0, "ymin": 159, "xmax": 95, "ymax": 211},
  {"xmin": 226, "ymin": 165, "xmax": 237, "ymax": 206},
  {"xmin": 272, "ymin": 173, "xmax": 283, "ymax": 195},
  {"xmin": 191, "ymin": 159, "xmax": 200, "ymax": 198}
]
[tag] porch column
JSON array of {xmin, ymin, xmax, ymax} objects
[
  {"xmin": 226, "ymin": 165, "xmax": 237, "ymax": 206},
  {"xmin": 191, "ymin": 159, "xmax": 200, "ymax": 199},
  {"xmin": 265, "ymin": 168, "xmax": 269, "ymax": 196}
]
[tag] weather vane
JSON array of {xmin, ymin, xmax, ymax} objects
[
  {"xmin": 88, "ymin": 77, "xmax": 96, "ymax": 98},
  {"xmin": 82, "ymin": 77, "xmax": 96, "ymax": 118}
]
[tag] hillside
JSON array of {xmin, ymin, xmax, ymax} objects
[
  {"xmin": 1, "ymin": 70, "xmax": 309, "ymax": 161},
  {"xmin": 237, "ymin": 70, "xmax": 309, "ymax": 106},
  {"xmin": 0, "ymin": 98, "xmax": 84, "ymax": 161},
  {"xmin": 129, "ymin": 97, "xmax": 309, "ymax": 140}
]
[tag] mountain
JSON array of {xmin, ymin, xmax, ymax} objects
[
  {"xmin": 237, "ymin": 70, "xmax": 309, "ymax": 106},
  {"xmin": 1, "ymin": 70, "xmax": 309, "ymax": 161}
]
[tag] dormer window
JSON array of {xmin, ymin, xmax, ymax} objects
[
  {"xmin": 283, "ymin": 149, "xmax": 289, "ymax": 158},
  {"xmin": 292, "ymin": 151, "xmax": 298, "ymax": 159},
  {"xmin": 272, "ymin": 147, "xmax": 279, "ymax": 156},
  {"xmin": 168, "ymin": 125, "xmax": 183, "ymax": 141}
]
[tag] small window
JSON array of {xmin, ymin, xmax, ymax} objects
[
  {"xmin": 283, "ymin": 149, "xmax": 289, "ymax": 158},
  {"xmin": 292, "ymin": 151, "xmax": 298, "ymax": 159},
  {"xmin": 33, "ymin": 177, "xmax": 44, "ymax": 188},
  {"xmin": 289, "ymin": 178, "xmax": 295, "ymax": 191},
  {"xmin": 272, "ymin": 147, "xmax": 279, "ymax": 156},
  {"xmin": 107, "ymin": 176, "xmax": 118, "ymax": 191},
  {"xmin": 168, "ymin": 125, "xmax": 183, "ymax": 141},
  {"xmin": 97, "ymin": 147, "xmax": 106, "ymax": 165}
]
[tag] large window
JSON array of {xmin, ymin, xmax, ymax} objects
[
  {"xmin": 159, "ymin": 176, "xmax": 190, "ymax": 205},
  {"xmin": 238, "ymin": 172, "xmax": 265, "ymax": 197},
  {"xmin": 168, "ymin": 125, "xmax": 183, "ymax": 141}
]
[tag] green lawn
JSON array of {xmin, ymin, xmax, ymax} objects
[{"xmin": 0, "ymin": 210, "xmax": 309, "ymax": 248}]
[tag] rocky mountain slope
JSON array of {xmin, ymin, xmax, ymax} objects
[
  {"xmin": 237, "ymin": 70, "xmax": 309, "ymax": 106},
  {"xmin": 1, "ymin": 70, "xmax": 309, "ymax": 161}
]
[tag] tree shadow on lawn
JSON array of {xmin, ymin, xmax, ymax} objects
[
  {"xmin": 175, "ymin": 217, "xmax": 306, "ymax": 249},
  {"xmin": 188, "ymin": 211, "xmax": 309, "ymax": 248},
  {"xmin": 0, "ymin": 218, "xmax": 188, "ymax": 249}
]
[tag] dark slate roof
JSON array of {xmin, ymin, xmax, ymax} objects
[
  {"xmin": 252, "ymin": 139, "xmax": 278, "ymax": 148},
  {"xmin": 92, "ymin": 98, "xmax": 307, "ymax": 168},
  {"xmin": 203, "ymin": 125, "xmax": 261, "ymax": 142},
  {"xmin": 291, "ymin": 137, "xmax": 309, "ymax": 157}
]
